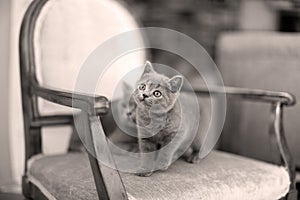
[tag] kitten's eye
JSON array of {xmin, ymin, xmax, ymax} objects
[
  {"xmin": 138, "ymin": 84, "xmax": 146, "ymax": 90},
  {"xmin": 153, "ymin": 90, "xmax": 162, "ymax": 97}
]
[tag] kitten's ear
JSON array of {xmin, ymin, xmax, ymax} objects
[
  {"xmin": 168, "ymin": 75, "xmax": 183, "ymax": 93},
  {"xmin": 122, "ymin": 81, "xmax": 132, "ymax": 96},
  {"xmin": 142, "ymin": 61, "xmax": 155, "ymax": 75},
  {"xmin": 122, "ymin": 81, "xmax": 132, "ymax": 92}
]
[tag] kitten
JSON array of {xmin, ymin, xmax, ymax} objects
[
  {"xmin": 132, "ymin": 61, "xmax": 204, "ymax": 176},
  {"xmin": 101, "ymin": 82, "xmax": 138, "ymax": 152}
]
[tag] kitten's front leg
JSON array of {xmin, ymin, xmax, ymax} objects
[
  {"xmin": 156, "ymin": 150, "xmax": 174, "ymax": 171},
  {"xmin": 136, "ymin": 138, "xmax": 157, "ymax": 177},
  {"xmin": 156, "ymin": 139, "xmax": 179, "ymax": 171}
]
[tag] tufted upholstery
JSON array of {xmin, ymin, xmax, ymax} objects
[{"xmin": 27, "ymin": 151, "xmax": 289, "ymax": 200}]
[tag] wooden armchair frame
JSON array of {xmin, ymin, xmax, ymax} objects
[{"xmin": 20, "ymin": 0, "xmax": 297, "ymax": 199}]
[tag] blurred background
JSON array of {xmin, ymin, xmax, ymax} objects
[{"xmin": 1, "ymin": 0, "xmax": 300, "ymax": 196}]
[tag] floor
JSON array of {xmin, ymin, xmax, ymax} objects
[{"xmin": 0, "ymin": 193, "xmax": 24, "ymax": 200}]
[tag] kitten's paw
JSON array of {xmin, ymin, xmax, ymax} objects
[
  {"xmin": 159, "ymin": 166, "xmax": 169, "ymax": 172},
  {"xmin": 159, "ymin": 162, "xmax": 172, "ymax": 171},
  {"xmin": 136, "ymin": 172, "xmax": 153, "ymax": 177},
  {"xmin": 186, "ymin": 153, "xmax": 201, "ymax": 164}
]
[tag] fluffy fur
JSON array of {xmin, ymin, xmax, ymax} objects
[
  {"xmin": 131, "ymin": 61, "xmax": 204, "ymax": 176},
  {"xmin": 104, "ymin": 61, "xmax": 209, "ymax": 177}
]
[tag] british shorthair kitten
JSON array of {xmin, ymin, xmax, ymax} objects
[{"xmin": 131, "ymin": 61, "xmax": 204, "ymax": 176}]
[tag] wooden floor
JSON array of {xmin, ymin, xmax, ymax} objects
[{"xmin": 0, "ymin": 193, "xmax": 24, "ymax": 200}]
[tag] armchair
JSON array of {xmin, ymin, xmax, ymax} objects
[{"xmin": 20, "ymin": 0, "xmax": 297, "ymax": 199}]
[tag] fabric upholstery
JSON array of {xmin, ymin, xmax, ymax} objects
[
  {"xmin": 217, "ymin": 32, "xmax": 300, "ymax": 167},
  {"xmin": 28, "ymin": 151, "xmax": 289, "ymax": 200},
  {"xmin": 33, "ymin": 0, "xmax": 145, "ymax": 154},
  {"xmin": 35, "ymin": 0, "xmax": 145, "ymax": 115}
]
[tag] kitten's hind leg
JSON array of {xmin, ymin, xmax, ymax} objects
[
  {"xmin": 186, "ymin": 137, "xmax": 202, "ymax": 164},
  {"xmin": 186, "ymin": 150, "xmax": 201, "ymax": 164}
]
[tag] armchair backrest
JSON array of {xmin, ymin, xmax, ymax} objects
[
  {"xmin": 19, "ymin": 0, "xmax": 144, "ymax": 198},
  {"xmin": 34, "ymin": 0, "xmax": 145, "ymax": 114},
  {"xmin": 217, "ymin": 32, "xmax": 300, "ymax": 168},
  {"xmin": 20, "ymin": 0, "xmax": 145, "ymax": 155}
]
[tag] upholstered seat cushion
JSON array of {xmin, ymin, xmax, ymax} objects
[{"xmin": 27, "ymin": 151, "xmax": 289, "ymax": 200}]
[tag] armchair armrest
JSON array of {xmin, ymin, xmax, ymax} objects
[
  {"xmin": 32, "ymin": 84, "xmax": 126, "ymax": 199},
  {"xmin": 190, "ymin": 85, "xmax": 296, "ymax": 193},
  {"xmin": 32, "ymin": 84, "xmax": 110, "ymax": 115},
  {"xmin": 190, "ymin": 86, "xmax": 295, "ymax": 106}
]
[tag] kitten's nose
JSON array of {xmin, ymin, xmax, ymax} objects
[{"xmin": 142, "ymin": 94, "xmax": 149, "ymax": 99}]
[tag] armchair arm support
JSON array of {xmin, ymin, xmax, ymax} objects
[
  {"xmin": 190, "ymin": 85, "xmax": 296, "ymax": 192},
  {"xmin": 32, "ymin": 84, "xmax": 126, "ymax": 199},
  {"xmin": 32, "ymin": 84, "xmax": 110, "ymax": 115},
  {"xmin": 191, "ymin": 86, "xmax": 295, "ymax": 106},
  {"xmin": 270, "ymin": 103, "xmax": 296, "ymax": 192}
]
